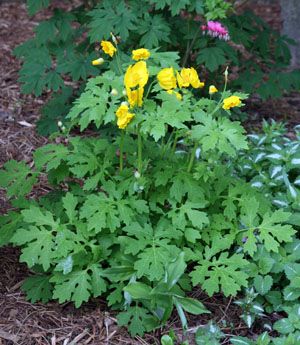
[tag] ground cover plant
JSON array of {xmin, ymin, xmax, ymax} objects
[
  {"xmin": 1, "ymin": 37, "xmax": 300, "ymax": 343},
  {"xmin": 14, "ymin": 0, "xmax": 300, "ymax": 134}
]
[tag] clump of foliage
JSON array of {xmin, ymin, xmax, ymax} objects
[
  {"xmin": 15, "ymin": 0, "xmax": 300, "ymax": 134},
  {"xmin": 1, "ymin": 42, "xmax": 298, "ymax": 339}
]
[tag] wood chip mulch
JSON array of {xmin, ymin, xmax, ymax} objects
[{"xmin": 0, "ymin": 1, "xmax": 298, "ymax": 344}]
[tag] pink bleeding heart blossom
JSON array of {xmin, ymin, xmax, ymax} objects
[{"xmin": 201, "ymin": 21, "xmax": 230, "ymax": 41}]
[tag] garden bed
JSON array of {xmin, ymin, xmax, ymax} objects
[{"xmin": 0, "ymin": 2, "xmax": 299, "ymax": 345}]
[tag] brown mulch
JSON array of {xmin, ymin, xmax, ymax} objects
[{"xmin": 0, "ymin": 1, "xmax": 297, "ymax": 344}]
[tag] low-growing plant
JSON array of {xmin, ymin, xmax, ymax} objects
[
  {"xmin": 0, "ymin": 43, "xmax": 298, "ymax": 337},
  {"xmin": 235, "ymin": 121, "xmax": 300, "ymax": 221},
  {"xmin": 15, "ymin": 0, "xmax": 300, "ymax": 134}
]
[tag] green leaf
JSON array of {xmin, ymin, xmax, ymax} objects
[
  {"xmin": 174, "ymin": 296, "xmax": 209, "ymax": 315},
  {"xmin": 191, "ymin": 116, "xmax": 248, "ymax": 157},
  {"xmin": 0, "ymin": 160, "xmax": 38, "ymax": 198},
  {"xmin": 274, "ymin": 318, "xmax": 294, "ymax": 334},
  {"xmin": 138, "ymin": 13, "xmax": 171, "ymax": 48},
  {"xmin": 117, "ymin": 305, "xmax": 156, "ymax": 336},
  {"xmin": 230, "ymin": 337, "xmax": 252, "ymax": 345},
  {"xmin": 253, "ymin": 275, "xmax": 273, "ymax": 295},
  {"xmin": 22, "ymin": 206, "xmax": 59, "ymax": 228},
  {"xmin": 51, "ymin": 270, "xmax": 91, "ymax": 308},
  {"xmin": 196, "ymin": 47, "xmax": 226, "ymax": 72},
  {"xmin": 121, "ymin": 222, "xmax": 180, "ymax": 281},
  {"xmin": 80, "ymin": 193, "xmax": 120, "ymax": 233},
  {"xmin": 89, "ymin": 264, "xmax": 107, "ymax": 297},
  {"xmin": 62, "ymin": 193, "xmax": 78, "ymax": 223},
  {"xmin": 11, "ymin": 225, "xmax": 55, "ymax": 270},
  {"xmin": 0, "ymin": 212, "xmax": 23, "ymax": 246},
  {"xmin": 22, "ymin": 275, "xmax": 53, "ymax": 303},
  {"xmin": 27, "ymin": 0, "xmax": 50, "ymax": 16},
  {"xmin": 124, "ymin": 282, "xmax": 152, "ymax": 300},
  {"xmin": 168, "ymin": 202, "xmax": 209, "ymax": 231},
  {"xmin": 88, "ymin": 0, "xmax": 137, "ymax": 42},
  {"xmin": 166, "ymin": 252, "xmax": 187, "ymax": 289},
  {"xmin": 190, "ymin": 244, "xmax": 249, "ymax": 297},
  {"xmin": 34, "ymin": 144, "xmax": 69, "ymax": 171},
  {"xmin": 258, "ymin": 210, "xmax": 296, "ymax": 252},
  {"xmin": 161, "ymin": 335, "xmax": 174, "ymax": 345}
]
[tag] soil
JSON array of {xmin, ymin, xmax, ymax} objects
[{"xmin": 0, "ymin": 1, "xmax": 299, "ymax": 344}]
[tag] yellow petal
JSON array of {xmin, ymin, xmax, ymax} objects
[
  {"xmin": 157, "ymin": 67, "xmax": 177, "ymax": 90},
  {"xmin": 132, "ymin": 48, "xmax": 150, "ymax": 61},
  {"xmin": 101, "ymin": 41, "xmax": 117, "ymax": 57},
  {"xmin": 92, "ymin": 57, "xmax": 104, "ymax": 66}
]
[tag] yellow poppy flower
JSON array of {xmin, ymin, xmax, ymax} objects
[
  {"xmin": 167, "ymin": 90, "xmax": 182, "ymax": 101},
  {"xmin": 124, "ymin": 61, "xmax": 149, "ymax": 89},
  {"xmin": 176, "ymin": 68, "xmax": 204, "ymax": 88},
  {"xmin": 115, "ymin": 104, "xmax": 135, "ymax": 129},
  {"xmin": 101, "ymin": 41, "xmax": 117, "ymax": 57},
  {"xmin": 127, "ymin": 87, "xmax": 144, "ymax": 107},
  {"xmin": 157, "ymin": 67, "xmax": 177, "ymax": 90},
  {"xmin": 92, "ymin": 57, "xmax": 104, "ymax": 66},
  {"xmin": 189, "ymin": 67, "xmax": 204, "ymax": 88},
  {"xmin": 176, "ymin": 68, "xmax": 190, "ymax": 88},
  {"xmin": 222, "ymin": 95, "xmax": 242, "ymax": 110},
  {"xmin": 209, "ymin": 85, "xmax": 218, "ymax": 94},
  {"xmin": 132, "ymin": 48, "xmax": 150, "ymax": 61}
]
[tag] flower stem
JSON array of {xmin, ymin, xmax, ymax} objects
[
  {"xmin": 187, "ymin": 142, "xmax": 198, "ymax": 173},
  {"xmin": 119, "ymin": 130, "xmax": 124, "ymax": 172},
  {"xmin": 137, "ymin": 125, "xmax": 143, "ymax": 174},
  {"xmin": 209, "ymin": 69, "xmax": 229, "ymax": 117},
  {"xmin": 171, "ymin": 131, "xmax": 179, "ymax": 154},
  {"xmin": 115, "ymin": 50, "xmax": 123, "ymax": 75}
]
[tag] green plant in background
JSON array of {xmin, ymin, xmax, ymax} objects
[
  {"xmin": 14, "ymin": 0, "xmax": 300, "ymax": 135},
  {"xmin": 235, "ymin": 121, "xmax": 300, "ymax": 222},
  {"xmin": 2, "ymin": 42, "xmax": 298, "ymax": 338}
]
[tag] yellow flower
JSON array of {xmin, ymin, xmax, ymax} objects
[
  {"xmin": 124, "ymin": 61, "xmax": 149, "ymax": 89},
  {"xmin": 92, "ymin": 57, "xmax": 104, "ymax": 66},
  {"xmin": 115, "ymin": 104, "xmax": 134, "ymax": 129},
  {"xmin": 176, "ymin": 68, "xmax": 204, "ymax": 88},
  {"xmin": 157, "ymin": 67, "xmax": 177, "ymax": 90},
  {"xmin": 127, "ymin": 87, "xmax": 144, "ymax": 107},
  {"xmin": 132, "ymin": 48, "xmax": 150, "ymax": 61},
  {"xmin": 222, "ymin": 95, "xmax": 242, "ymax": 110},
  {"xmin": 101, "ymin": 40, "xmax": 117, "ymax": 57},
  {"xmin": 176, "ymin": 68, "xmax": 190, "ymax": 88},
  {"xmin": 189, "ymin": 67, "xmax": 204, "ymax": 88},
  {"xmin": 209, "ymin": 85, "xmax": 218, "ymax": 94},
  {"xmin": 167, "ymin": 90, "xmax": 182, "ymax": 101}
]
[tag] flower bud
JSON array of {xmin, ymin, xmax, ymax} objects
[
  {"xmin": 110, "ymin": 88, "xmax": 118, "ymax": 96},
  {"xmin": 121, "ymin": 101, "xmax": 129, "ymax": 106},
  {"xmin": 92, "ymin": 57, "xmax": 104, "ymax": 66},
  {"xmin": 110, "ymin": 32, "xmax": 118, "ymax": 45},
  {"xmin": 57, "ymin": 121, "xmax": 63, "ymax": 127},
  {"xmin": 134, "ymin": 171, "xmax": 141, "ymax": 179},
  {"xmin": 122, "ymin": 89, "xmax": 127, "ymax": 96},
  {"xmin": 61, "ymin": 126, "xmax": 66, "ymax": 132},
  {"xmin": 224, "ymin": 66, "xmax": 229, "ymax": 82}
]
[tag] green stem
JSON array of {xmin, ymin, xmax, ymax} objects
[
  {"xmin": 119, "ymin": 130, "xmax": 124, "ymax": 172},
  {"xmin": 115, "ymin": 50, "xmax": 123, "ymax": 75},
  {"xmin": 171, "ymin": 131, "xmax": 179, "ymax": 154},
  {"xmin": 187, "ymin": 143, "xmax": 198, "ymax": 173},
  {"xmin": 137, "ymin": 125, "xmax": 142, "ymax": 174},
  {"xmin": 145, "ymin": 80, "xmax": 156, "ymax": 99},
  {"xmin": 209, "ymin": 70, "xmax": 229, "ymax": 117}
]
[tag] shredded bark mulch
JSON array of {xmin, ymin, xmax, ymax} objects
[{"xmin": 0, "ymin": 1, "xmax": 298, "ymax": 344}]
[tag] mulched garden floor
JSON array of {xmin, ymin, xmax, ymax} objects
[{"xmin": 0, "ymin": 1, "xmax": 299, "ymax": 344}]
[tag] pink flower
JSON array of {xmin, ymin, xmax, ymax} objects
[{"xmin": 201, "ymin": 21, "xmax": 230, "ymax": 41}]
